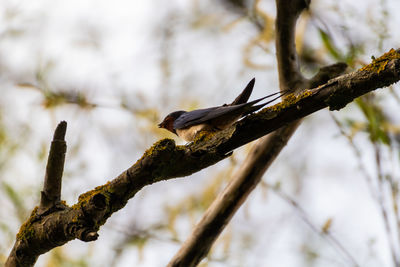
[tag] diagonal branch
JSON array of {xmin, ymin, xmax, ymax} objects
[
  {"xmin": 167, "ymin": 122, "xmax": 301, "ymax": 267},
  {"xmin": 167, "ymin": 1, "xmax": 316, "ymax": 266},
  {"xmin": 5, "ymin": 49, "xmax": 400, "ymax": 266}
]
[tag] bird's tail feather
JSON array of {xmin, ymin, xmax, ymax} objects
[
  {"xmin": 242, "ymin": 89, "xmax": 290, "ymax": 117},
  {"xmin": 230, "ymin": 78, "xmax": 255, "ymax": 105}
]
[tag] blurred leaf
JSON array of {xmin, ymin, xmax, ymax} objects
[
  {"xmin": 355, "ymin": 96, "xmax": 391, "ymax": 145},
  {"xmin": 317, "ymin": 26, "xmax": 364, "ymax": 67},
  {"xmin": 0, "ymin": 221, "xmax": 15, "ymax": 242},
  {"xmin": 166, "ymin": 205, "xmax": 180, "ymax": 238},
  {"xmin": 343, "ymin": 119, "xmax": 366, "ymax": 139},
  {"xmin": 318, "ymin": 28, "xmax": 342, "ymax": 61},
  {"xmin": 243, "ymin": 0, "xmax": 275, "ymax": 69},
  {"xmin": 2, "ymin": 182, "xmax": 27, "ymax": 222},
  {"xmin": 221, "ymin": 228, "xmax": 232, "ymax": 256},
  {"xmin": 134, "ymin": 108, "xmax": 160, "ymax": 123},
  {"xmin": 127, "ymin": 234, "xmax": 149, "ymax": 261},
  {"xmin": 41, "ymin": 90, "xmax": 96, "ymax": 109},
  {"xmin": 344, "ymin": 42, "xmax": 364, "ymax": 67},
  {"xmin": 16, "ymin": 83, "xmax": 38, "ymax": 89},
  {"xmin": 37, "ymin": 142, "xmax": 48, "ymax": 162},
  {"xmin": 18, "ymin": 81, "xmax": 96, "ymax": 110},
  {"xmin": 301, "ymin": 244, "xmax": 319, "ymax": 263},
  {"xmin": 321, "ymin": 217, "xmax": 333, "ymax": 234},
  {"xmin": 219, "ymin": 0, "xmax": 247, "ymax": 11},
  {"xmin": 46, "ymin": 247, "xmax": 89, "ymax": 267},
  {"xmin": 112, "ymin": 224, "xmax": 167, "ymax": 264}
]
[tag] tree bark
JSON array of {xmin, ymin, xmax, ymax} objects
[
  {"xmin": 166, "ymin": 1, "xmax": 350, "ymax": 266},
  {"xmin": 6, "ymin": 46, "xmax": 400, "ymax": 266}
]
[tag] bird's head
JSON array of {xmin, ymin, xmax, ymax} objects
[{"xmin": 158, "ymin": 110, "xmax": 186, "ymax": 134}]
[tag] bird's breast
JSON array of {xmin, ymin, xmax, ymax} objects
[{"xmin": 176, "ymin": 124, "xmax": 209, "ymax": 142}]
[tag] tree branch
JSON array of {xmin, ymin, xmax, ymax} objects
[
  {"xmin": 6, "ymin": 48, "xmax": 400, "ymax": 266},
  {"xmin": 7, "ymin": 121, "xmax": 68, "ymax": 267},
  {"xmin": 275, "ymin": 0, "xmax": 310, "ymax": 91},
  {"xmin": 166, "ymin": 1, "xmax": 336, "ymax": 266},
  {"xmin": 38, "ymin": 121, "xmax": 67, "ymax": 215},
  {"xmin": 167, "ymin": 122, "xmax": 300, "ymax": 267},
  {"xmin": 217, "ymin": 51, "xmax": 399, "ymax": 154}
]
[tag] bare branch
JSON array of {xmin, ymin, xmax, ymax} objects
[
  {"xmin": 38, "ymin": 121, "xmax": 67, "ymax": 214},
  {"xmin": 275, "ymin": 0, "xmax": 310, "ymax": 91}
]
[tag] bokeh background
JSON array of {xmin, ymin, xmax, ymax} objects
[{"xmin": 1, "ymin": 0, "xmax": 400, "ymax": 266}]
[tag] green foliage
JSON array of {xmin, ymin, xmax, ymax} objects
[
  {"xmin": 18, "ymin": 83, "xmax": 96, "ymax": 110},
  {"xmin": 318, "ymin": 28, "xmax": 341, "ymax": 61},
  {"xmin": 2, "ymin": 182, "xmax": 27, "ymax": 222},
  {"xmin": 355, "ymin": 95, "xmax": 391, "ymax": 145},
  {"xmin": 46, "ymin": 247, "xmax": 90, "ymax": 267},
  {"xmin": 318, "ymin": 27, "xmax": 364, "ymax": 67}
]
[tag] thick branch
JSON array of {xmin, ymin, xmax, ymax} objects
[
  {"xmin": 217, "ymin": 52, "xmax": 400, "ymax": 154},
  {"xmin": 6, "ymin": 49, "xmax": 400, "ymax": 267},
  {"xmin": 165, "ymin": 64, "xmax": 364, "ymax": 267},
  {"xmin": 275, "ymin": 0, "xmax": 310, "ymax": 90},
  {"xmin": 167, "ymin": 1, "xmax": 344, "ymax": 265},
  {"xmin": 167, "ymin": 123, "xmax": 300, "ymax": 267}
]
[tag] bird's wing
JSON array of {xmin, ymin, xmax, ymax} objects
[
  {"xmin": 174, "ymin": 90, "xmax": 285, "ymax": 129},
  {"xmin": 173, "ymin": 105, "xmax": 241, "ymax": 129}
]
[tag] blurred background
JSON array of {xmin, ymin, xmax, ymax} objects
[{"xmin": 0, "ymin": 0, "xmax": 400, "ymax": 266}]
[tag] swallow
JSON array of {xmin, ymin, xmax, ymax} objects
[{"xmin": 158, "ymin": 78, "xmax": 284, "ymax": 142}]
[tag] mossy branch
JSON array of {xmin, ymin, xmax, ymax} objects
[
  {"xmin": 168, "ymin": 1, "xmax": 312, "ymax": 265},
  {"xmin": 5, "ymin": 49, "xmax": 400, "ymax": 267}
]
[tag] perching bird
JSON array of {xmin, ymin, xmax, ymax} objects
[{"xmin": 158, "ymin": 78, "xmax": 284, "ymax": 141}]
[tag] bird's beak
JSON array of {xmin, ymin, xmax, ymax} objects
[{"xmin": 158, "ymin": 122, "xmax": 162, "ymax": 128}]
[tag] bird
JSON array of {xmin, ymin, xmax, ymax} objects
[{"xmin": 158, "ymin": 78, "xmax": 284, "ymax": 142}]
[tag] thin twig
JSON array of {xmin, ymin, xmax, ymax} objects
[
  {"xmin": 265, "ymin": 182, "xmax": 360, "ymax": 267},
  {"xmin": 330, "ymin": 114, "xmax": 377, "ymax": 200},
  {"xmin": 331, "ymin": 113, "xmax": 400, "ymax": 266},
  {"xmin": 373, "ymin": 143, "xmax": 400, "ymax": 266}
]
